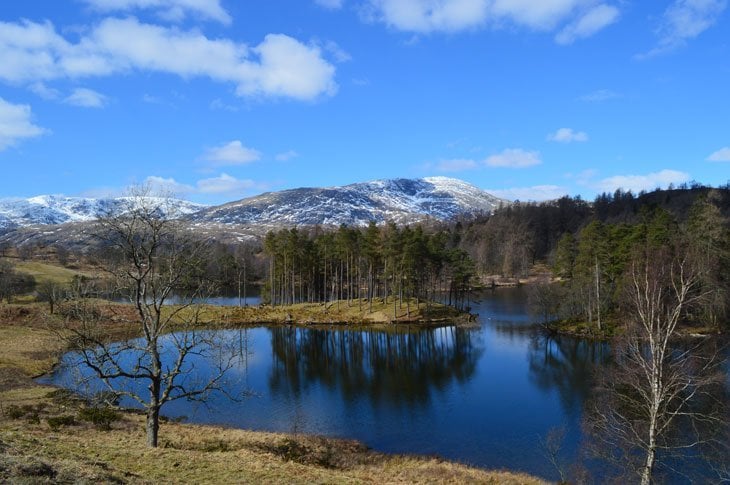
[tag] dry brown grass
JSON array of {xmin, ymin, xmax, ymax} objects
[
  {"xmin": 186, "ymin": 298, "xmax": 469, "ymax": 328},
  {"xmin": 1, "ymin": 408, "xmax": 548, "ymax": 484},
  {"xmin": 0, "ymin": 326, "xmax": 63, "ymax": 382}
]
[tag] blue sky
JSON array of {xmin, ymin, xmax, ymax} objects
[{"xmin": 0, "ymin": 0, "xmax": 728, "ymax": 204}]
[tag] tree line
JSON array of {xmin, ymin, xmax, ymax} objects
[
  {"xmin": 457, "ymin": 184, "xmax": 730, "ymax": 281},
  {"xmin": 262, "ymin": 222, "xmax": 475, "ymax": 313},
  {"xmin": 533, "ymin": 193, "xmax": 729, "ymax": 332}
]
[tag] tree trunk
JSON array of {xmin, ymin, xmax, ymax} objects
[
  {"xmin": 595, "ymin": 257, "xmax": 602, "ymax": 331},
  {"xmin": 147, "ymin": 337, "xmax": 162, "ymax": 448},
  {"xmin": 146, "ymin": 404, "xmax": 160, "ymax": 447},
  {"xmin": 641, "ymin": 443, "xmax": 655, "ymax": 485}
]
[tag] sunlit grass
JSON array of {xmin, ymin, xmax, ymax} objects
[{"xmin": 13, "ymin": 260, "xmax": 94, "ymax": 285}]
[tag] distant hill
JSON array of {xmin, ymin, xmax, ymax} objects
[
  {"xmin": 189, "ymin": 177, "xmax": 506, "ymax": 228},
  {"xmin": 0, "ymin": 195, "xmax": 206, "ymax": 231}
]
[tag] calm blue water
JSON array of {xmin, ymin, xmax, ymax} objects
[{"xmin": 39, "ymin": 288, "xmax": 726, "ymax": 481}]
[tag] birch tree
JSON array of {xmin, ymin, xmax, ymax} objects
[{"xmin": 586, "ymin": 245, "xmax": 725, "ymax": 484}]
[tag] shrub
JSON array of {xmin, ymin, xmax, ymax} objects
[
  {"xmin": 4, "ymin": 403, "xmax": 45, "ymax": 422},
  {"xmin": 78, "ymin": 407, "xmax": 120, "ymax": 430},
  {"xmin": 47, "ymin": 415, "xmax": 75, "ymax": 430},
  {"xmin": 4, "ymin": 405, "xmax": 25, "ymax": 420},
  {"xmin": 15, "ymin": 460, "xmax": 56, "ymax": 478}
]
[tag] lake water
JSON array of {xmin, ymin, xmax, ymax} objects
[
  {"xmin": 40, "ymin": 288, "xmax": 727, "ymax": 482},
  {"xmin": 110, "ymin": 290, "xmax": 261, "ymax": 307}
]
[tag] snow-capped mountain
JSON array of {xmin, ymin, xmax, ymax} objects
[
  {"xmin": 0, "ymin": 177, "xmax": 506, "ymax": 236},
  {"xmin": 0, "ymin": 195, "xmax": 206, "ymax": 230},
  {"xmin": 189, "ymin": 177, "xmax": 506, "ymax": 227}
]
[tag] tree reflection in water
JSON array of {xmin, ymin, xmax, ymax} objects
[
  {"xmin": 268, "ymin": 326, "xmax": 480, "ymax": 407},
  {"xmin": 527, "ymin": 333, "xmax": 611, "ymax": 414}
]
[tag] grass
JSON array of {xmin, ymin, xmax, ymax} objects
[
  {"xmin": 1, "ymin": 412, "xmax": 548, "ymax": 484},
  {"xmin": 12, "ymin": 260, "xmax": 95, "ymax": 285},
  {"xmin": 0, "ymin": 325, "xmax": 63, "ymax": 378},
  {"xmin": 184, "ymin": 297, "xmax": 472, "ymax": 328}
]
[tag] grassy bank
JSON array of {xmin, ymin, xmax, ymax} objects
[
  {"xmin": 0, "ymin": 307, "xmax": 544, "ymax": 484},
  {"xmin": 191, "ymin": 297, "xmax": 473, "ymax": 327}
]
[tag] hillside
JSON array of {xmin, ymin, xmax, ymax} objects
[
  {"xmin": 190, "ymin": 177, "xmax": 505, "ymax": 227},
  {"xmin": 0, "ymin": 195, "xmax": 206, "ymax": 231}
]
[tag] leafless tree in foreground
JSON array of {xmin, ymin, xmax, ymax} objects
[
  {"xmin": 585, "ymin": 246, "xmax": 727, "ymax": 484},
  {"xmin": 57, "ymin": 190, "xmax": 239, "ymax": 447}
]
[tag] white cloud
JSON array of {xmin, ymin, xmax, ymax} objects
[
  {"xmin": 82, "ymin": 0, "xmax": 232, "ymax": 25},
  {"xmin": 196, "ymin": 173, "xmax": 256, "ymax": 194},
  {"xmin": 555, "ymin": 4, "xmax": 619, "ymax": 44},
  {"xmin": 485, "ymin": 148, "xmax": 542, "ymax": 168},
  {"xmin": 96, "ymin": 173, "xmax": 261, "ymax": 199},
  {"xmin": 315, "ymin": 0, "xmax": 344, "ymax": 9},
  {"xmin": 235, "ymin": 33, "xmax": 337, "ymax": 99},
  {"xmin": 707, "ymin": 147, "xmax": 730, "ymax": 162},
  {"xmin": 641, "ymin": 0, "xmax": 727, "ymax": 57},
  {"xmin": 364, "ymin": 0, "xmax": 619, "ymax": 41},
  {"xmin": 433, "ymin": 158, "xmax": 478, "ymax": 172},
  {"xmin": 0, "ymin": 18, "xmax": 337, "ymax": 101},
  {"xmin": 64, "ymin": 87, "xmax": 108, "ymax": 108},
  {"xmin": 579, "ymin": 89, "xmax": 620, "ymax": 102},
  {"xmin": 0, "ymin": 97, "xmax": 46, "ymax": 151},
  {"xmin": 596, "ymin": 169, "xmax": 690, "ymax": 193},
  {"xmin": 29, "ymin": 82, "xmax": 60, "ymax": 100},
  {"xmin": 547, "ymin": 127, "xmax": 588, "ymax": 143},
  {"xmin": 490, "ymin": 0, "xmax": 583, "ymax": 30},
  {"xmin": 203, "ymin": 140, "xmax": 261, "ymax": 165},
  {"xmin": 487, "ymin": 185, "xmax": 568, "ymax": 201},
  {"xmin": 368, "ymin": 0, "xmax": 490, "ymax": 33},
  {"xmin": 275, "ymin": 150, "xmax": 299, "ymax": 161},
  {"xmin": 322, "ymin": 40, "xmax": 352, "ymax": 63},
  {"xmin": 143, "ymin": 175, "xmax": 194, "ymax": 195}
]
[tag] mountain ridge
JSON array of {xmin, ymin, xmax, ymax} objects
[
  {"xmin": 0, "ymin": 177, "xmax": 507, "ymax": 232},
  {"xmin": 190, "ymin": 176, "xmax": 506, "ymax": 227},
  {"xmin": 0, "ymin": 195, "xmax": 206, "ymax": 231}
]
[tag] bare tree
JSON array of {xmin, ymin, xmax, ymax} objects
[
  {"xmin": 57, "ymin": 190, "xmax": 238, "ymax": 447},
  {"xmin": 527, "ymin": 282, "xmax": 564, "ymax": 331},
  {"xmin": 37, "ymin": 279, "xmax": 65, "ymax": 314},
  {"xmin": 586, "ymin": 246, "xmax": 726, "ymax": 484},
  {"xmin": 0, "ymin": 259, "xmax": 15, "ymax": 303},
  {"xmin": 539, "ymin": 426, "xmax": 569, "ymax": 484},
  {"xmin": 0, "ymin": 259, "xmax": 35, "ymax": 303}
]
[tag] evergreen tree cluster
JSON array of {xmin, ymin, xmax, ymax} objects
[
  {"xmin": 458, "ymin": 185, "xmax": 730, "ymax": 279},
  {"xmin": 540, "ymin": 192, "xmax": 729, "ymax": 331},
  {"xmin": 262, "ymin": 222, "xmax": 475, "ymax": 312}
]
